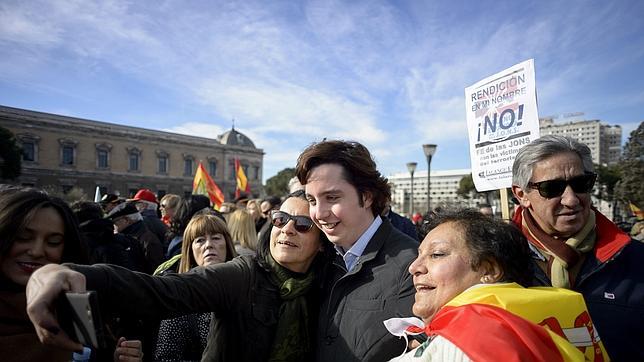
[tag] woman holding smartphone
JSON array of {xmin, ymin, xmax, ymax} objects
[
  {"xmin": 27, "ymin": 190, "xmax": 332, "ymax": 362},
  {"xmin": 0, "ymin": 187, "xmax": 88, "ymax": 361}
]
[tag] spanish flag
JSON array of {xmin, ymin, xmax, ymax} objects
[
  {"xmin": 629, "ymin": 202, "xmax": 643, "ymax": 221},
  {"xmin": 385, "ymin": 283, "xmax": 608, "ymax": 361},
  {"xmin": 193, "ymin": 161, "xmax": 224, "ymax": 209},
  {"xmin": 235, "ymin": 158, "xmax": 250, "ymax": 198}
]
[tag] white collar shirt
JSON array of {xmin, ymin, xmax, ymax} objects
[{"xmin": 335, "ymin": 215, "xmax": 382, "ymax": 272}]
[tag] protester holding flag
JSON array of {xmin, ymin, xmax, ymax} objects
[{"xmin": 385, "ymin": 209, "xmax": 605, "ymax": 361}]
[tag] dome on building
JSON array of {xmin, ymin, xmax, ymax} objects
[{"xmin": 217, "ymin": 127, "xmax": 256, "ymax": 148}]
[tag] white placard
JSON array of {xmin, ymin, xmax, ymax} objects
[{"xmin": 465, "ymin": 59, "xmax": 540, "ymax": 192}]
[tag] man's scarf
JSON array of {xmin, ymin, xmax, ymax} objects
[{"xmin": 521, "ymin": 209, "xmax": 596, "ymax": 288}]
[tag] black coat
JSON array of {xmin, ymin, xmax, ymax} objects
[
  {"xmin": 315, "ymin": 218, "xmax": 418, "ymax": 361},
  {"xmin": 70, "ymin": 255, "xmax": 321, "ymax": 362}
]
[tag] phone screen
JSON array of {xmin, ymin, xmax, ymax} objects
[{"xmin": 57, "ymin": 291, "xmax": 106, "ymax": 349}]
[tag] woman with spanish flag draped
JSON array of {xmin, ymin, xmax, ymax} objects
[{"xmin": 384, "ymin": 209, "xmax": 608, "ymax": 362}]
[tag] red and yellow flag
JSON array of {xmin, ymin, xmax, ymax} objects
[
  {"xmin": 629, "ymin": 202, "xmax": 643, "ymax": 221},
  {"xmin": 193, "ymin": 161, "xmax": 224, "ymax": 209},
  {"xmin": 430, "ymin": 283, "xmax": 608, "ymax": 362},
  {"xmin": 235, "ymin": 158, "xmax": 250, "ymax": 198}
]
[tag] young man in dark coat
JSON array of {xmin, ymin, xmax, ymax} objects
[{"xmin": 296, "ymin": 140, "xmax": 418, "ymax": 361}]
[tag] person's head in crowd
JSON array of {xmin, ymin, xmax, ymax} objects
[
  {"xmin": 106, "ymin": 202, "xmax": 142, "ymax": 233},
  {"xmin": 478, "ymin": 203, "xmax": 494, "ymax": 217},
  {"xmin": 260, "ymin": 196, "xmax": 281, "ymax": 218},
  {"xmin": 100, "ymin": 193, "xmax": 124, "ymax": 213},
  {"xmin": 246, "ymin": 199, "xmax": 262, "ymax": 222},
  {"xmin": 227, "ymin": 209, "xmax": 258, "ymax": 251},
  {"xmin": 412, "ymin": 212, "xmax": 423, "ymax": 225},
  {"xmin": 169, "ymin": 195, "xmax": 212, "ymax": 235},
  {"xmin": 159, "ymin": 193, "xmax": 181, "ymax": 221},
  {"xmin": 129, "ymin": 188, "xmax": 158, "ymax": 213},
  {"xmin": 288, "ymin": 176, "xmax": 304, "ymax": 193},
  {"xmin": 0, "ymin": 187, "xmax": 88, "ymax": 286},
  {"xmin": 631, "ymin": 221, "xmax": 644, "ymax": 241},
  {"xmin": 295, "ymin": 140, "xmax": 390, "ymax": 250},
  {"xmin": 409, "ymin": 209, "xmax": 532, "ymax": 323},
  {"xmin": 511, "ymin": 135, "xmax": 596, "ymax": 238},
  {"xmin": 219, "ymin": 202, "xmax": 236, "ymax": 215},
  {"xmin": 256, "ymin": 189, "xmax": 332, "ymax": 273},
  {"xmin": 71, "ymin": 201, "xmax": 105, "ymax": 224},
  {"xmin": 177, "ymin": 214, "xmax": 236, "ymax": 273},
  {"xmin": 234, "ymin": 194, "xmax": 249, "ymax": 209}
]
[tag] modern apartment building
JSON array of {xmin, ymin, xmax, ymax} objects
[
  {"xmin": 539, "ymin": 117, "xmax": 622, "ymax": 165},
  {"xmin": 388, "ymin": 169, "xmax": 476, "ymax": 216},
  {"xmin": 0, "ymin": 105, "xmax": 263, "ymax": 200}
]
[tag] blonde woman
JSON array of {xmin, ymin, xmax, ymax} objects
[
  {"xmin": 227, "ymin": 209, "xmax": 257, "ymax": 256},
  {"xmin": 159, "ymin": 194, "xmax": 181, "ymax": 227}
]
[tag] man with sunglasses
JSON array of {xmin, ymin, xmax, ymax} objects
[
  {"xmin": 295, "ymin": 140, "xmax": 418, "ymax": 361},
  {"xmin": 511, "ymin": 135, "xmax": 644, "ymax": 361}
]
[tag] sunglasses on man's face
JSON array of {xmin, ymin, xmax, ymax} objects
[
  {"xmin": 527, "ymin": 173, "xmax": 597, "ymax": 198},
  {"xmin": 270, "ymin": 210, "xmax": 314, "ymax": 233}
]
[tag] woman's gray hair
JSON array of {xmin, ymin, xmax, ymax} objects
[{"xmin": 512, "ymin": 135, "xmax": 594, "ymax": 189}]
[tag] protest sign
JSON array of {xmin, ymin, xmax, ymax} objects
[{"xmin": 465, "ymin": 59, "xmax": 540, "ymax": 192}]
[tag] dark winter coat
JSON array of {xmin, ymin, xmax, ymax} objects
[
  {"xmin": 315, "ymin": 219, "xmax": 418, "ymax": 361},
  {"xmin": 69, "ymin": 255, "xmax": 322, "ymax": 362},
  {"xmin": 515, "ymin": 209, "xmax": 644, "ymax": 361},
  {"xmin": 121, "ymin": 220, "xmax": 164, "ymax": 274}
]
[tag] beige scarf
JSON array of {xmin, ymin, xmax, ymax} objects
[{"xmin": 522, "ymin": 209, "xmax": 596, "ymax": 288}]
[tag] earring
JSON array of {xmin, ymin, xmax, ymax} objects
[{"xmin": 481, "ymin": 276, "xmax": 491, "ymax": 283}]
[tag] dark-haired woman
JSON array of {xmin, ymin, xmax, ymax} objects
[
  {"xmin": 385, "ymin": 209, "xmax": 608, "ymax": 361},
  {"xmin": 0, "ymin": 187, "xmax": 88, "ymax": 361},
  {"xmin": 27, "ymin": 190, "xmax": 332, "ymax": 361}
]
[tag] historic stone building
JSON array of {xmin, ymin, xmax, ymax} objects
[{"xmin": 0, "ymin": 105, "xmax": 263, "ymax": 200}]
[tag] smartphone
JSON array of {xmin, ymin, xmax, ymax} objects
[{"xmin": 57, "ymin": 291, "xmax": 107, "ymax": 349}]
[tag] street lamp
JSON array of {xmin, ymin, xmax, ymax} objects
[
  {"xmin": 422, "ymin": 144, "xmax": 437, "ymax": 214},
  {"xmin": 406, "ymin": 162, "xmax": 417, "ymax": 216}
]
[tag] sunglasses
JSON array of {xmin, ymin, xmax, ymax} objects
[
  {"xmin": 527, "ymin": 173, "xmax": 597, "ymax": 198},
  {"xmin": 270, "ymin": 210, "xmax": 314, "ymax": 233}
]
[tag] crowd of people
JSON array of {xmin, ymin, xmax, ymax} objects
[{"xmin": 0, "ymin": 135, "xmax": 642, "ymax": 361}]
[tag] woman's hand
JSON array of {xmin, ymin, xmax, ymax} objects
[
  {"xmin": 114, "ymin": 337, "xmax": 143, "ymax": 361},
  {"xmin": 25, "ymin": 263, "xmax": 86, "ymax": 351}
]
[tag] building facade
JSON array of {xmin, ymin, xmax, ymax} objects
[
  {"xmin": 539, "ymin": 117, "xmax": 622, "ymax": 165},
  {"xmin": 0, "ymin": 105, "xmax": 263, "ymax": 200},
  {"xmin": 388, "ymin": 169, "xmax": 476, "ymax": 216}
]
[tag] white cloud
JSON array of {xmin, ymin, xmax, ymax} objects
[
  {"xmin": 1, "ymin": 0, "xmax": 642, "ymax": 182},
  {"xmin": 163, "ymin": 122, "xmax": 225, "ymax": 139},
  {"xmin": 195, "ymin": 77, "xmax": 386, "ymax": 143}
]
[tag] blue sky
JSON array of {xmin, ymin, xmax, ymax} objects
[{"xmin": 1, "ymin": 0, "xmax": 643, "ymax": 183}]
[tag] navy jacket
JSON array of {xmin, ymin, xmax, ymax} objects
[{"xmin": 516, "ymin": 209, "xmax": 644, "ymax": 361}]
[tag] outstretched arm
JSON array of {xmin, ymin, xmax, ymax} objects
[{"xmin": 26, "ymin": 263, "xmax": 86, "ymax": 351}]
